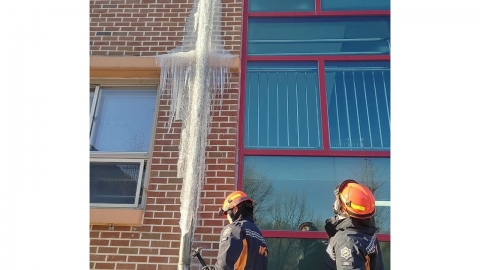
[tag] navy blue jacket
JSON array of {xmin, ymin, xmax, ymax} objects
[{"xmin": 214, "ymin": 215, "xmax": 268, "ymax": 270}]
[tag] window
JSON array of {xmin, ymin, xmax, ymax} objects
[
  {"xmin": 247, "ymin": 17, "xmax": 390, "ymax": 56},
  {"xmin": 241, "ymin": 1, "xmax": 390, "ymax": 269},
  {"xmin": 245, "ymin": 62, "xmax": 321, "ymax": 149},
  {"xmin": 89, "ymin": 86, "xmax": 157, "ymax": 208},
  {"xmin": 322, "ymin": 0, "xmax": 390, "ymax": 11},
  {"xmin": 243, "ymin": 156, "xmax": 390, "ymax": 233},
  {"xmin": 247, "ymin": 0, "xmax": 390, "ymax": 12},
  {"xmin": 264, "ymin": 238, "xmax": 390, "ymax": 270},
  {"xmin": 248, "ymin": 0, "xmax": 315, "ymax": 12},
  {"xmin": 326, "ymin": 61, "xmax": 390, "ymax": 149}
]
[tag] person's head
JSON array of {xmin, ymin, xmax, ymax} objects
[
  {"xmin": 333, "ymin": 179, "xmax": 376, "ymax": 219},
  {"xmin": 298, "ymin": 221, "xmax": 319, "ymax": 232},
  {"xmin": 218, "ymin": 191, "xmax": 254, "ymax": 223},
  {"xmin": 298, "ymin": 222, "xmax": 319, "ymax": 249}
]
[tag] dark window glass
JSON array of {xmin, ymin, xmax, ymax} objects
[
  {"xmin": 265, "ymin": 237, "xmax": 390, "ymax": 270},
  {"xmin": 266, "ymin": 237, "xmax": 328, "ymax": 270},
  {"xmin": 380, "ymin": 241, "xmax": 391, "ymax": 270},
  {"xmin": 248, "ymin": 17, "xmax": 390, "ymax": 56},
  {"xmin": 245, "ymin": 62, "xmax": 322, "ymax": 149},
  {"xmin": 90, "ymin": 161, "xmax": 145, "ymax": 205},
  {"xmin": 326, "ymin": 61, "xmax": 390, "ymax": 149}
]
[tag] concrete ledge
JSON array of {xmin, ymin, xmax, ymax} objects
[
  {"xmin": 90, "ymin": 208, "xmax": 144, "ymax": 226},
  {"xmin": 90, "ymin": 56, "xmax": 240, "ymax": 78}
]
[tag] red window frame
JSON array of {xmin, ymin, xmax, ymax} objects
[{"xmin": 237, "ymin": 1, "xmax": 390, "ymax": 242}]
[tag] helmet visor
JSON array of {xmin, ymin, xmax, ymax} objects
[{"xmin": 218, "ymin": 207, "xmax": 227, "ymax": 217}]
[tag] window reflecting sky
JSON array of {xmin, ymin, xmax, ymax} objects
[
  {"xmin": 90, "ymin": 89, "xmax": 157, "ymax": 152},
  {"xmin": 244, "ymin": 156, "xmax": 390, "ymax": 232}
]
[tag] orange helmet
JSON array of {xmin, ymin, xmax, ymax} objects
[
  {"xmin": 218, "ymin": 191, "xmax": 254, "ymax": 217},
  {"xmin": 334, "ymin": 179, "xmax": 375, "ymax": 219}
]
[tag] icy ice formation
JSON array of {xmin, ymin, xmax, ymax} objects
[{"xmin": 154, "ymin": 0, "xmax": 236, "ymax": 269}]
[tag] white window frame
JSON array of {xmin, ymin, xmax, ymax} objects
[
  {"xmin": 89, "ymin": 84, "xmax": 158, "ymax": 208},
  {"xmin": 90, "ymin": 158, "xmax": 146, "ymax": 208}
]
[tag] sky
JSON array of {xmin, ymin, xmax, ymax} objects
[{"xmin": 2, "ymin": 0, "xmax": 480, "ymax": 269}]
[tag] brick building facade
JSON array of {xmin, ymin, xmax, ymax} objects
[
  {"xmin": 90, "ymin": 1, "xmax": 391, "ymax": 270},
  {"xmin": 90, "ymin": 0, "xmax": 242, "ymax": 269}
]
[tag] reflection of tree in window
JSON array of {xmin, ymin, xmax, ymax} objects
[
  {"xmin": 348, "ymin": 157, "xmax": 389, "ymax": 231},
  {"xmin": 266, "ymin": 189, "xmax": 323, "ymax": 269},
  {"xmin": 265, "ymin": 189, "xmax": 316, "ymax": 230},
  {"xmin": 265, "ymin": 237, "xmax": 301, "ymax": 270},
  {"xmin": 379, "ymin": 242, "xmax": 390, "ymax": 270},
  {"xmin": 242, "ymin": 164, "xmax": 273, "ymax": 224},
  {"xmin": 243, "ymin": 164, "xmax": 324, "ymax": 270},
  {"xmin": 349, "ymin": 157, "xmax": 390, "ymax": 269}
]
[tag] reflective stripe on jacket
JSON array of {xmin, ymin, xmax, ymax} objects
[{"xmin": 214, "ymin": 216, "xmax": 268, "ymax": 270}]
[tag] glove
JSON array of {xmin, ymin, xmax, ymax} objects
[
  {"xmin": 201, "ymin": 266, "xmax": 216, "ymax": 270},
  {"xmin": 324, "ymin": 216, "xmax": 338, "ymax": 238}
]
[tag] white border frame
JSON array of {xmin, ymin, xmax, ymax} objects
[{"xmin": 89, "ymin": 158, "xmax": 145, "ymax": 208}]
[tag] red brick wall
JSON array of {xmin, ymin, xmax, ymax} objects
[
  {"xmin": 90, "ymin": 0, "xmax": 242, "ymax": 56},
  {"xmin": 90, "ymin": 0, "xmax": 242, "ymax": 269}
]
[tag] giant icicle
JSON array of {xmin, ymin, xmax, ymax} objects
[{"xmin": 154, "ymin": 0, "xmax": 236, "ymax": 269}]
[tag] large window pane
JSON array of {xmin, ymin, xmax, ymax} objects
[
  {"xmin": 248, "ymin": 0, "xmax": 315, "ymax": 12},
  {"xmin": 265, "ymin": 237, "xmax": 390, "ymax": 270},
  {"xmin": 90, "ymin": 89, "xmax": 157, "ymax": 152},
  {"xmin": 90, "ymin": 160, "xmax": 145, "ymax": 206},
  {"xmin": 243, "ymin": 156, "xmax": 390, "ymax": 233},
  {"xmin": 266, "ymin": 237, "xmax": 328, "ymax": 270},
  {"xmin": 326, "ymin": 61, "xmax": 390, "ymax": 150},
  {"xmin": 322, "ymin": 0, "xmax": 390, "ymax": 11},
  {"xmin": 248, "ymin": 17, "xmax": 390, "ymax": 56},
  {"xmin": 245, "ymin": 62, "xmax": 322, "ymax": 149}
]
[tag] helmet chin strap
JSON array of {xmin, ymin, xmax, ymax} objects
[
  {"xmin": 227, "ymin": 212, "xmax": 234, "ymax": 223},
  {"xmin": 227, "ymin": 206, "xmax": 240, "ymax": 223}
]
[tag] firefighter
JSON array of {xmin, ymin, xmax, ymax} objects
[
  {"xmin": 202, "ymin": 191, "xmax": 268, "ymax": 270},
  {"xmin": 324, "ymin": 179, "xmax": 384, "ymax": 270},
  {"xmin": 297, "ymin": 221, "xmax": 326, "ymax": 270}
]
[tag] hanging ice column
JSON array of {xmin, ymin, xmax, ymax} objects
[{"xmin": 154, "ymin": 0, "xmax": 236, "ymax": 269}]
